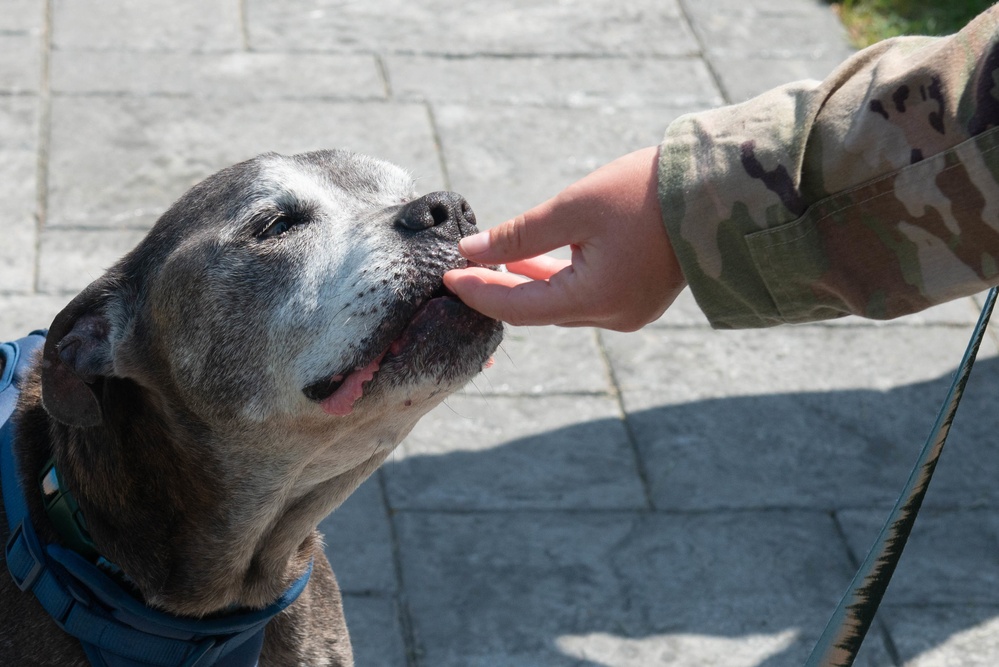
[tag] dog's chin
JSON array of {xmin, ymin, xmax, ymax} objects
[
  {"xmin": 303, "ymin": 296, "xmax": 501, "ymax": 416},
  {"xmin": 378, "ymin": 295, "xmax": 502, "ymax": 384}
]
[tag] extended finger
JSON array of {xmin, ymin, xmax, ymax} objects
[{"xmin": 458, "ymin": 198, "xmax": 585, "ymax": 265}]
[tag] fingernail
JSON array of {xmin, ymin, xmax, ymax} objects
[{"xmin": 459, "ymin": 231, "xmax": 490, "ymax": 257}]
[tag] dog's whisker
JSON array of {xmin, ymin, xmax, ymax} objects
[{"xmin": 466, "ymin": 377, "xmax": 490, "ymax": 399}]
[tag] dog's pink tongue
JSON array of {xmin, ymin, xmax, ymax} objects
[{"xmin": 320, "ymin": 353, "xmax": 385, "ymax": 416}]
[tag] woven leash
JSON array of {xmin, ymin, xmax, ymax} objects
[{"xmin": 805, "ymin": 286, "xmax": 998, "ymax": 667}]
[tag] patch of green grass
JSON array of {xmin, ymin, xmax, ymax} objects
[{"xmin": 831, "ymin": 0, "xmax": 995, "ymax": 48}]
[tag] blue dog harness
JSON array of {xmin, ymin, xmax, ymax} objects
[{"xmin": 1, "ymin": 332, "xmax": 312, "ymax": 667}]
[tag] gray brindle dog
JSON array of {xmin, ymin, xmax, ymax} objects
[{"xmin": 0, "ymin": 150, "xmax": 503, "ymax": 665}]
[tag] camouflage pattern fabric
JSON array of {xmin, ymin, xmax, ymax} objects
[{"xmin": 659, "ymin": 6, "xmax": 999, "ymax": 328}]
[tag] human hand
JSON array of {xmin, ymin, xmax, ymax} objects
[{"xmin": 443, "ymin": 146, "xmax": 687, "ymax": 332}]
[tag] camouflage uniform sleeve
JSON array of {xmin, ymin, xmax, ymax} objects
[{"xmin": 659, "ymin": 6, "xmax": 999, "ymax": 328}]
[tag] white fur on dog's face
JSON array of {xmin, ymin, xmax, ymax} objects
[
  {"xmin": 106, "ymin": 149, "xmax": 503, "ymax": 496},
  {"xmin": 234, "ymin": 154, "xmax": 424, "ymax": 418},
  {"xmin": 143, "ymin": 151, "xmax": 500, "ymax": 431}
]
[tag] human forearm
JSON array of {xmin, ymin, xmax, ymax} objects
[{"xmin": 662, "ymin": 6, "xmax": 999, "ymax": 328}]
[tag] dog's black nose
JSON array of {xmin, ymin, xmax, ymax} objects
[{"xmin": 395, "ymin": 191, "xmax": 476, "ymax": 237}]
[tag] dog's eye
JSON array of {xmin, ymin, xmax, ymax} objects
[{"xmin": 257, "ymin": 213, "xmax": 306, "ymax": 239}]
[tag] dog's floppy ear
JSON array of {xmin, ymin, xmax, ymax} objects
[{"xmin": 41, "ymin": 285, "xmax": 117, "ymax": 428}]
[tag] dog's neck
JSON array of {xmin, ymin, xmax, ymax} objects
[{"xmin": 14, "ymin": 368, "xmax": 375, "ymax": 618}]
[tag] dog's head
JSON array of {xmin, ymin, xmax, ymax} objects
[
  {"xmin": 41, "ymin": 149, "xmax": 502, "ymax": 472},
  {"xmin": 31, "ymin": 150, "xmax": 502, "ymax": 612}
]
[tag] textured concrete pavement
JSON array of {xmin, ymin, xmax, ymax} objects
[{"xmin": 3, "ymin": 1, "xmax": 999, "ymax": 665}]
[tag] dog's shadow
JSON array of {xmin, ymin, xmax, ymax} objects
[{"xmin": 325, "ymin": 355, "xmax": 999, "ymax": 666}]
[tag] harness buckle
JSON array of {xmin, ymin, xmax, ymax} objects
[{"xmin": 6, "ymin": 520, "xmax": 45, "ymax": 592}]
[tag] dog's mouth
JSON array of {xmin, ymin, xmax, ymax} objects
[{"xmin": 302, "ymin": 272, "xmax": 498, "ymax": 416}]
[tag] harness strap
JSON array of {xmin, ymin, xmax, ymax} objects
[
  {"xmin": 806, "ymin": 286, "xmax": 998, "ymax": 667},
  {"xmin": 1, "ymin": 332, "xmax": 312, "ymax": 667}
]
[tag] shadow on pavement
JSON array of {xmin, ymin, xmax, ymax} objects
[{"xmin": 359, "ymin": 355, "xmax": 999, "ymax": 666}]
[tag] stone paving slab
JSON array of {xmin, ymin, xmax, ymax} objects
[
  {"xmin": 341, "ymin": 594, "xmax": 409, "ymax": 667},
  {"xmin": 837, "ymin": 509, "xmax": 999, "ymax": 606},
  {"xmin": 246, "ymin": 0, "xmax": 699, "ymax": 57},
  {"xmin": 52, "ymin": 0, "xmax": 243, "ymax": 52},
  {"xmin": 435, "ymin": 105, "xmax": 700, "ymax": 230},
  {"xmin": 47, "ymin": 97, "xmax": 445, "ymax": 229},
  {"xmin": 51, "ymin": 51, "xmax": 386, "ymax": 101},
  {"xmin": 680, "ymin": 0, "xmax": 853, "ymax": 105},
  {"xmin": 385, "ymin": 55, "xmax": 723, "ymax": 110},
  {"xmin": 38, "ymin": 227, "xmax": 148, "ymax": 293},
  {"xmin": 879, "ymin": 607, "xmax": 999, "ymax": 667},
  {"xmin": 479, "ymin": 325, "xmax": 612, "ymax": 396},
  {"xmin": 0, "ymin": 95, "xmax": 39, "ymax": 295},
  {"xmin": 601, "ymin": 323, "xmax": 994, "ymax": 400},
  {"xmin": 0, "ymin": 294, "xmax": 67, "ymax": 341},
  {"xmin": 837, "ymin": 509, "xmax": 999, "ymax": 666},
  {"xmin": 325, "ymin": 479, "xmax": 409, "ymax": 666},
  {"xmin": 320, "ymin": 476, "xmax": 397, "ymax": 595},
  {"xmin": 684, "ymin": 0, "xmax": 843, "ymax": 14},
  {"xmin": 709, "ymin": 55, "xmax": 855, "ymax": 104},
  {"xmin": 0, "ymin": 33, "xmax": 42, "ymax": 94},
  {"xmin": 691, "ymin": 16, "xmax": 849, "ymax": 60},
  {"xmin": 2, "ymin": 0, "xmax": 44, "ymax": 33},
  {"xmin": 384, "ymin": 394, "xmax": 648, "ymax": 511},
  {"xmin": 650, "ymin": 292, "xmax": 982, "ymax": 329},
  {"xmin": 601, "ymin": 325, "xmax": 999, "ymax": 511},
  {"xmin": 394, "ymin": 510, "xmax": 892, "ymax": 666},
  {"xmin": 680, "ymin": 0, "xmax": 854, "ymax": 60},
  {"xmin": 651, "ymin": 292, "xmax": 963, "ymax": 330}
]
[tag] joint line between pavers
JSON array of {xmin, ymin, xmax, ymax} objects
[
  {"xmin": 594, "ymin": 329, "xmax": 656, "ymax": 510},
  {"xmin": 375, "ymin": 468, "xmax": 421, "ymax": 667},
  {"xmin": 375, "ymin": 54, "xmax": 393, "ymax": 99},
  {"xmin": 238, "ymin": 0, "xmax": 251, "ymax": 52},
  {"xmin": 674, "ymin": 0, "xmax": 731, "ymax": 105},
  {"xmin": 33, "ymin": 0, "xmax": 55, "ymax": 294},
  {"xmin": 381, "ymin": 49, "xmax": 705, "ymax": 60},
  {"xmin": 424, "ymin": 103, "xmax": 452, "ymax": 192}
]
